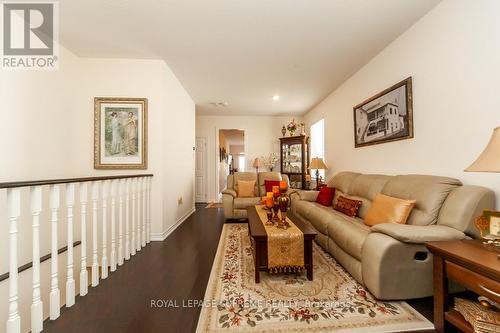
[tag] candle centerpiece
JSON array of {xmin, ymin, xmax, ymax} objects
[{"xmin": 277, "ymin": 181, "xmax": 290, "ymax": 229}]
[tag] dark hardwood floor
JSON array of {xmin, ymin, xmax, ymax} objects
[
  {"xmin": 43, "ymin": 204, "xmax": 440, "ymax": 333},
  {"xmin": 43, "ymin": 204, "xmax": 225, "ymax": 333}
]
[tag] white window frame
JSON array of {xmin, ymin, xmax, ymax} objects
[{"xmin": 310, "ymin": 119, "xmax": 325, "ymax": 180}]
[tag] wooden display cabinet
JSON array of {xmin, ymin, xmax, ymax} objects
[{"xmin": 279, "ymin": 135, "xmax": 309, "ymax": 189}]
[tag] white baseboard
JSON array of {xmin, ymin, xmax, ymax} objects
[{"xmin": 150, "ymin": 206, "xmax": 196, "ymax": 241}]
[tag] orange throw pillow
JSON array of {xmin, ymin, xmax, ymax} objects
[
  {"xmin": 237, "ymin": 180, "xmax": 256, "ymax": 197},
  {"xmin": 365, "ymin": 194, "xmax": 416, "ymax": 226}
]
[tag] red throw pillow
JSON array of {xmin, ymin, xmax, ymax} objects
[
  {"xmin": 334, "ymin": 196, "xmax": 362, "ymax": 217},
  {"xmin": 264, "ymin": 180, "xmax": 281, "ymax": 193},
  {"xmin": 316, "ymin": 187, "xmax": 336, "ymax": 206}
]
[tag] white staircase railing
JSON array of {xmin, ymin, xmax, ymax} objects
[{"xmin": 0, "ymin": 174, "xmax": 153, "ymax": 333}]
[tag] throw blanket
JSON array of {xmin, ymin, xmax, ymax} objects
[{"xmin": 255, "ymin": 205, "xmax": 304, "ymax": 273}]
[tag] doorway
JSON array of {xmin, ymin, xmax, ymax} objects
[
  {"xmin": 195, "ymin": 136, "xmax": 208, "ymax": 203},
  {"xmin": 217, "ymin": 129, "xmax": 245, "ymax": 198}
]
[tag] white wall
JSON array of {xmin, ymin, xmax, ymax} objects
[
  {"xmin": 0, "ymin": 45, "xmax": 195, "ymax": 332},
  {"xmin": 304, "ymin": 0, "xmax": 500, "ymax": 208},
  {"xmin": 196, "ymin": 115, "xmax": 302, "ymax": 202}
]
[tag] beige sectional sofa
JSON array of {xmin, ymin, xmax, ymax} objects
[
  {"xmin": 290, "ymin": 172, "xmax": 495, "ymax": 300},
  {"xmin": 222, "ymin": 172, "xmax": 290, "ymax": 219}
]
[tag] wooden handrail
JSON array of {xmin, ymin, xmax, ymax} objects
[
  {"xmin": 0, "ymin": 174, "xmax": 153, "ymax": 189},
  {"xmin": 0, "ymin": 241, "xmax": 82, "ymax": 282}
]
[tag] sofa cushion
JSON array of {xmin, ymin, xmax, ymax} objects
[
  {"xmin": 350, "ymin": 174, "xmax": 392, "ymax": 201},
  {"xmin": 326, "ymin": 210, "xmax": 370, "ymax": 261},
  {"xmin": 381, "ymin": 175, "xmax": 461, "ymax": 226},
  {"xmin": 258, "ymin": 172, "xmax": 283, "ymax": 197},
  {"xmin": 334, "ymin": 196, "xmax": 362, "ymax": 217},
  {"xmin": 234, "ymin": 197, "xmax": 261, "ymax": 209},
  {"xmin": 295, "ymin": 201, "xmax": 332, "ymax": 235},
  {"xmin": 233, "ymin": 172, "xmax": 258, "ymax": 194},
  {"xmin": 364, "ymin": 194, "xmax": 416, "ymax": 226},
  {"xmin": 316, "ymin": 187, "xmax": 336, "ymax": 206},
  {"xmin": 264, "ymin": 180, "xmax": 280, "ymax": 194},
  {"xmin": 327, "ymin": 172, "xmax": 360, "ymax": 194},
  {"xmin": 237, "ymin": 180, "xmax": 256, "ymax": 197}
]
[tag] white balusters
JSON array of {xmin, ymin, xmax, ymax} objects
[
  {"xmin": 101, "ymin": 181, "xmax": 109, "ymax": 279},
  {"xmin": 147, "ymin": 177, "xmax": 151, "ymax": 243},
  {"xmin": 91, "ymin": 181, "xmax": 99, "ymax": 287},
  {"xmin": 6, "ymin": 188, "xmax": 21, "ymax": 333},
  {"xmin": 141, "ymin": 178, "xmax": 146, "ymax": 247},
  {"xmin": 79, "ymin": 183, "xmax": 88, "ymax": 296},
  {"xmin": 131, "ymin": 178, "xmax": 136, "ymax": 256},
  {"xmin": 118, "ymin": 179, "xmax": 124, "ymax": 266},
  {"xmin": 30, "ymin": 187, "xmax": 43, "ymax": 333},
  {"xmin": 49, "ymin": 185, "xmax": 60, "ymax": 320},
  {"xmin": 4, "ymin": 175, "xmax": 153, "ymax": 333},
  {"xmin": 65, "ymin": 183, "xmax": 76, "ymax": 307},
  {"xmin": 136, "ymin": 178, "xmax": 141, "ymax": 252},
  {"xmin": 110, "ymin": 180, "xmax": 117, "ymax": 272},
  {"xmin": 125, "ymin": 179, "xmax": 131, "ymax": 260}
]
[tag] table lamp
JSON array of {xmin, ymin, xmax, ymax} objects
[
  {"xmin": 310, "ymin": 157, "xmax": 328, "ymax": 189},
  {"xmin": 465, "ymin": 127, "xmax": 500, "ymax": 173},
  {"xmin": 253, "ymin": 157, "xmax": 262, "ymax": 173},
  {"xmin": 465, "ymin": 127, "xmax": 500, "ymax": 240}
]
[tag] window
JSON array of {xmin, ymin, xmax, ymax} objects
[
  {"xmin": 238, "ymin": 155, "xmax": 245, "ymax": 172},
  {"xmin": 310, "ymin": 119, "xmax": 325, "ymax": 180}
]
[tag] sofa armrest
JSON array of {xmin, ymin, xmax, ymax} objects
[
  {"xmin": 222, "ymin": 189, "xmax": 237, "ymax": 198},
  {"xmin": 296, "ymin": 190, "xmax": 319, "ymax": 202},
  {"xmin": 370, "ymin": 224, "xmax": 466, "ymax": 244}
]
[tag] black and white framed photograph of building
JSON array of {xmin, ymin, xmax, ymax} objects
[{"xmin": 353, "ymin": 77, "xmax": 413, "ymax": 148}]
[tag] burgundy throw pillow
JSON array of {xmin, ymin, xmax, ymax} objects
[
  {"xmin": 334, "ymin": 196, "xmax": 362, "ymax": 217},
  {"xmin": 264, "ymin": 180, "xmax": 280, "ymax": 193},
  {"xmin": 316, "ymin": 187, "xmax": 336, "ymax": 207}
]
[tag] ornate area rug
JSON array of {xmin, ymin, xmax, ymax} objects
[
  {"xmin": 196, "ymin": 224, "xmax": 433, "ymax": 333},
  {"xmin": 206, "ymin": 202, "xmax": 224, "ymax": 208}
]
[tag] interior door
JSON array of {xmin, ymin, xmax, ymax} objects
[{"xmin": 195, "ymin": 137, "xmax": 207, "ymax": 202}]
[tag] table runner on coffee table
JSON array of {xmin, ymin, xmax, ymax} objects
[{"xmin": 254, "ymin": 205, "xmax": 304, "ymax": 273}]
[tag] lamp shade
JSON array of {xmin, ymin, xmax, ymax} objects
[
  {"xmin": 310, "ymin": 157, "xmax": 328, "ymax": 170},
  {"xmin": 465, "ymin": 127, "xmax": 500, "ymax": 173},
  {"xmin": 253, "ymin": 158, "xmax": 262, "ymax": 168}
]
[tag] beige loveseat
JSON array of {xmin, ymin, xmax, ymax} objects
[
  {"xmin": 290, "ymin": 172, "xmax": 495, "ymax": 300},
  {"xmin": 222, "ymin": 172, "xmax": 290, "ymax": 219}
]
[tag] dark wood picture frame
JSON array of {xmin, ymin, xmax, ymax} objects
[{"xmin": 353, "ymin": 77, "xmax": 413, "ymax": 148}]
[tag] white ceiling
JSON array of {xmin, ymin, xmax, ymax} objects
[{"xmin": 59, "ymin": 0, "xmax": 440, "ymax": 116}]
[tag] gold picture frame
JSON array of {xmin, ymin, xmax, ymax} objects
[
  {"xmin": 475, "ymin": 210, "xmax": 500, "ymax": 239},
  {"xmin": 94, "ymin": 97, "xmax": 148, "ymax": 169}
]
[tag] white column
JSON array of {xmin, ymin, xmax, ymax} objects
[
  {"xmin": 6, "ymin": 188, "xmax": 21, "ymax": 333},
  {"xmin": 65, "ymin": 183, "xmax": 75, "ymax": 307},
  {"xmin": 30, "ymin": 186, "xmax": 43, "ymax": 333},
  {"xmin": 118, "ymin": 179, "xmax": 124, "ymax": 266},
  {"xmin": 79, "ymin": 183, "xmax": 88, "ymax": 296},
  {"xmin": 131, "ymin": 178, "xmax": 136, "ymax": 256},
  {"xmin": 101, "ymin": 181, "xmax": 109, "ymax": 279},
  {"xmin": 125, "ymin": 179, "xmax": 131, "ymax": 260},
  {"xmin": 147, "ymin": 177, "xmax": 151, "ymax": 243},
  {"xmin": 49, "ymin": 185, "xmax": 60, "ymax": 320},
  {"xmin": 141, "ymin": 178, "xmax": 146, "ymax": 247},
  {"xmin": 91, "ymin": 181, "xmax": 99, "ymax": 287},
  {"xmin": 110, "ymin": 180, "xmax": 117, "ymax": 272},
  {"xmin": 136, "ymin": 178, "xmax": 141, "ymax": 252}
]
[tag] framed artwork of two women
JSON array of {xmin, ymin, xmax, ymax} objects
[{"xmin": 94, "ymin": 97, "xmax": 148, "ymax": 169}]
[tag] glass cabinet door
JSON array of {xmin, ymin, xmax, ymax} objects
[{"xmin": 281, "ymin": 143, "xmax": 302, "ymax": 173}]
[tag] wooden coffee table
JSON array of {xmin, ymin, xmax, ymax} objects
[{"xmin": 247, "ymin": 206, "xmax": 317, "ymax": 283}]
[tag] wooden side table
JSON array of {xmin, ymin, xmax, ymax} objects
[{"xmin": 426, "ymin": 240, "xmax": 500, "ymax": 333}]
